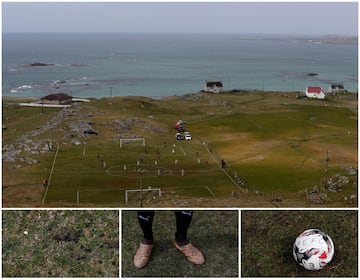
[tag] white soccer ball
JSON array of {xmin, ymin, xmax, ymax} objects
[{"xmin": 293, "ymin": 229, "xmax": 334, "ymax": 271}]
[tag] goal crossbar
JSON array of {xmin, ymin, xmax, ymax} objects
[{"xmin": 119, "ymin": 138, "xmax": 145, "ymax": 148}]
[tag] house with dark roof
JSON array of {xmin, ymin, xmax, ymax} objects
[
  {"xmin": 41, "ymin": 93, "xmax": 73, "ymax": 105},
  {"xmin": 328, "ymin": 83, "xmax": 345, "ymax": 93},
  {"xmin": 204, "ymin": 81, "xmax": 224, "ymax": 93},
  {"xmin": 305, "ymin": 87, "xmax": 326, "ymax": 99}
]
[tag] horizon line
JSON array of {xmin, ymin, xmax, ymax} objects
[{"xmin": 2, "ymin": 31, "xmax": 358, "ymax": 37}]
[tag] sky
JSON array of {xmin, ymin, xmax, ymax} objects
[{"xmin": 1, "ymin": 1, "xmax": 358, "ymax": 36}]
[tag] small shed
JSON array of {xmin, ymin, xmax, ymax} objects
[
  {"xmin": 41, "ymin": 93, "xmax": 73, "ymax": 105},
  {"xmin": 205, "ymin": 81, "xmax": 224, "ymax": 93},
  {"xmin": 305, "ymin": 87, "xmax": 326, "ymax": 99}
]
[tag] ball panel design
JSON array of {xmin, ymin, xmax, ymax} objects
[{"xmin": 293, "ymin": 229, "xmax": 334, "ymax": 271}]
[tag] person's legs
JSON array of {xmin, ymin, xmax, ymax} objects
[
  {"xmin": 174, "ymin": 210, "xmax": 193, "ymax": 245},
  {"xmin": 134, "ymin": 211, "xmax": 155, "ymax": 269},
  {"xmin": 173, "ymin": 210, "xmax": 205, "ymax": 265}
]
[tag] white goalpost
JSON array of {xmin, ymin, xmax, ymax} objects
[{"xmin": 119, "ymin": 138, "xmax": 146, "ymax": 148}]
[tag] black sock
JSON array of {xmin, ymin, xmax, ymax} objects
[
  {"xmin": 137, "ymin": 211, "xmax": 155, "ymax": 243},
  {"xmin": 174, "ymin": 210, "xmax": 193, "ymax": 245}
]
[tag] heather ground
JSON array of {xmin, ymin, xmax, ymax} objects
[
  {"xmin": 121, "ymin": 210, "xmax": 239, "ymax": 277},
  {"xmin": 2, "ymin": 210, "xmax": 119, "ymax": 277},
  {"xmin": 241, "ymin": 210, "xmax": 358, "ymax": 277}
]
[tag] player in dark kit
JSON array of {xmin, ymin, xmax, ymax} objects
[{"xmin": 134, "ymin": 210, "xmax": 205, "ymax": 268}]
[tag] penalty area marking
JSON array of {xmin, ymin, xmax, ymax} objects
[
  {"xmin": 172, "ymin": 185, "xmax": 216, "ymax": 197},
  {"xmin": 125, "ymin": 188, "xmax": 162, "ymax": 204},
  {"xmin": 204, "ymin": 185, "xmax": 216, "ymax": 197},
  {"xmin": 77, "ymin": 188, "xmax": 124, "ymax": 204},
  {"xmin": 106, "ymin": 165, "xmax": 173, "ymax": 178}
]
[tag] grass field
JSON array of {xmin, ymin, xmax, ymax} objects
[
  {"xmin": 2, "ymin": 210, "xmax": 119, "ymax": 277},
  {"xmin": 121, "ymin": 210, "xmax": 238, "ymax": 277},
  {"xmin": 241, "ymin": 210, "xmax": 358, "ymax": 277},
  {"xmin": 41, "ymin": 135, "xmax": 238, "ymax": 206},
  {"xmin": 2, "ymin": 91, "xmax": 357, "ymax": 207}
]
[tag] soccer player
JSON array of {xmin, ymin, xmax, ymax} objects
[{"xmin": 134, "ymin": 210, "xmax": 205, "ymax": 268}]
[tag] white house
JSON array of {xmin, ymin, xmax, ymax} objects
[
  {"xmin": 328, "ymin": 83, "xmax": 345, "ymax": 93},
  {"xmin": 204, "ymin": 81, "xmax": 224, "ymax": 93},
  {"xmin": 305, "ymin": 87, "xmax": 326, "ymax": 99}
]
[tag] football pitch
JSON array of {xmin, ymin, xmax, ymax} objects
[
  {"xmin": 42, "ymin": 138, "xmax": 242, "ymax": 206},
  {"xmin": 3, "ymin": 92, "xmax": 357, "ymax": 207}
]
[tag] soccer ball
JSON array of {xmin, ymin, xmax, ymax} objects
[{"xmin": 293, "ymin": 229, "xmax": 334, "ymax": 270}]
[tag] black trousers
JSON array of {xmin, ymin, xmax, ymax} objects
[{"xmin": 137, "ymin": 210, "xmax": 193, "ymax": 245}]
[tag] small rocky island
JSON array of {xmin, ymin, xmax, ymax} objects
[{"xmin": 28, "ymin": 62, "xmax": 55, "ymax": 67}]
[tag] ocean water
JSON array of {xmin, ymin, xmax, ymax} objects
[{"xmin": 2, "ymin": 33, "xmax": 358, "ymax": 98}]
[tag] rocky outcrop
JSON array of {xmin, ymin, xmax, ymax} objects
[
  {"xmin": 300, "ymin": 170, "xmax": 357, "ymax": 204},
  {"xmin": 2, "ymin": 105, "xmax": 166, "ymax": 168},
  {"xmin": 28, "ymin": 62, "xmax": 54, "ymax": 67}
]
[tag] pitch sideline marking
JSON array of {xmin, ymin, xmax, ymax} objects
[
  {"xmin": 179, "ymin": 146, "xmax": 186, "ymax": 156},
  {"xmin": 203, "ymin": 143, "xmax": 246, "ymax": 193},
  {"xmin": 41, "ymin": 141, "xmax": 59, "ymax": 204}
]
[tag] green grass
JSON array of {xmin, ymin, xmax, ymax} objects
[
  {"xmin": 2, "ymin": 103, "xmax": 62, "ymax": 142},
  {"xmin": 2, "ymin": 91, "xmax": 357, "ymax": 207},
  {"xmin": 43, "ymin": 139, "xmax": 234, "ymax": 206},
  {"xmin": 121, "ymin": 210, "xmax": 238, "ymax": 277},
  {"xmin": 241, "ymin": 210, "xmax": 358, "ymax": 277},
  {"xmin": 194, "ymin": 102, "xmax": 357, "ymax": 196},
  {"xmin": 2, "ymin": 210, "xmax": 119, "ymax": 277}
]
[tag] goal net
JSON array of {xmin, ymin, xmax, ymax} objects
[{"xmin": 119, "ymin": 138, "xmax": 145, "ymax": 148}]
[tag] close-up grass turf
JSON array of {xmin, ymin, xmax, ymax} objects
[
  {"xmin": 2, "ymin": 210, "xmax": 119, "ymax": 277},
  {"xmin": 241, "ymin": 210, "xmax": 358, "ymax": 277},
  {"xmin": 121, "ymin": 210, "xmax": 239, "ymax": 277}
]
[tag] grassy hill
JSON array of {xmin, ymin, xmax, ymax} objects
[{"xmin": 2, "ymin": 91, "xmax": 357, "ymax": 207}]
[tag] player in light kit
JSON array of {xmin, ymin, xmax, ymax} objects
[{"xmin": 134, "ymin": 210, "xmax": 205, "ymax": 268}]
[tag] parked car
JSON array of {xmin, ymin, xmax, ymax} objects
[
  {"xmin": 177, "ymin": 126, "xmax": 185, "ymax": 132},
  {"xmin": 175, "ymin": 133, "xmax": 184, "ymax": 140},
  {"xmin": 184, "ymin": 132, "xmax": 192, "ymax": 140}
]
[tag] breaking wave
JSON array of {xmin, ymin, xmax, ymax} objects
[{"xmin": 10, "ymin": 84, "xmax": 33, "ymax": 93}]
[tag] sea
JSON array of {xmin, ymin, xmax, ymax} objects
[{"xmin": 2, "ymin": 33, "xmax": 358, "ymax": 99}]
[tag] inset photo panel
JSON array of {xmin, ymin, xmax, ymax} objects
[
  {"xmin": 122, "ymin": 209, "xmax": 239, "ymax": 277},
  {"xmin": 241, "ymin": 210, "xmax": 358, "ymax": 277},
  {"xmin": 2, "ymin": 210, "xmax": 119, "ymax": 277}
]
